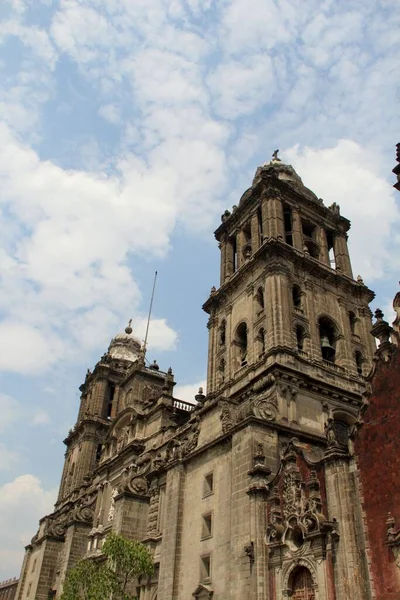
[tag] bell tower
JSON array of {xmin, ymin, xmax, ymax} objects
[
  {"xmin": 204, "ymin": 152, "xmax": 375, "ymax": 400},
  {"xmin": 203, "ymin": 152, "xmax": 376, "ymax": 600}
]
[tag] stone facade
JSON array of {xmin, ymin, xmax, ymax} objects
[
  {"xmin": 14, "ymin": 153, "xmax": 399, "ymax": 599},
  {"xmin": 0, "ymin": 579, "xmax": 18, "ymax": 600}
]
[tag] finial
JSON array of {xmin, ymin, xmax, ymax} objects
[
  {"xmin": 272, "ymin": 149, "xmax": 281, "ymax": 162},
  {"xmin": 374, "ymin": 308, "xmax": 384, "ymax": 321},
  {"xmin": 195, "ymin": 387, "xmax": 206, "ymax": 405},
  {"xmin": 125, "ymin": 319, "xmax": 133, "ymax": 334}
]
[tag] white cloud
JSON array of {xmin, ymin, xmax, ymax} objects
[
  {"xmin": 174, "ymin": 379, "xmax": 206, "ymax": 404},
  {"xmin": 98, "ymin": 103, "xmax": 121, "ymax": 124},
  {"xmin": 32, "ymin": 410, "xmax": 51, "ymax": 426},
  {"xmin": 0, "ymin": 475, "xmax": 57, "ymax": 579},
  {"xmin": 284, "ymin": 140, "xmax": 400, "ymax": 282},
  {"xmin": 0, "ymin": 394, "xmax": 21, "ymax": 432},
  {"xmin": 207, "ymin": 54, "xmax": 275, "ymax": 119},
  {"xmin": 0, "ymin": 444, "xmax": 20, "ymax": 472}
]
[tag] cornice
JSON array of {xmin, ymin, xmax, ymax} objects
[
  {"xmin": 203, "ymin": 238, "xmax": 374, "ymax": 313},
  {"xmin": 214, "ymin": 175, "xmax": 351, "ymax": 240}
]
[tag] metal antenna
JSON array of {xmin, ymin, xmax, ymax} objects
[{"xmin": 143, "ymin": 271, "xmax": 158, "ymax": 356}]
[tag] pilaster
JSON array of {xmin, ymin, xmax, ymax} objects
[{"xmin": 291, "ymin": 208, "xmax": 303, "ymax": 250}]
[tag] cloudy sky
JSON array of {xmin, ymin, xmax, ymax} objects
[{"xmin": 0, "ymin": 0, "xmax": 399, "ymax": 579}]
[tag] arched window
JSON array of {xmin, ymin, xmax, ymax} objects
[
  {"xmin": 219, "ymin": 320, "xmax": 226, "ymax": 346},
  {"xmin": 349, "ymin": 311, "xmax": 357, "ymax": 335},
  {"xmin": 355, "ymin": 350, "xmax": 363, "ymax": 375},
  {"xmin": 292, "ymin": 285, "xmax": 302, "ymax": 308},
  {"xmin": 235, "ymin": 322, "xmax": 248, "ymax": 367},
  {"xmin": 318, "ymin": 317, "xmax": 337, "ymax": 363},
  {"xmin": 296, "ymin": 325, "xmax": 305, "ymax": 352},
  {"xmin": 219, "ymin": 358, "xmax": 225, "ymax": 383},
  {"xmin": 255, "ymin": 287, "xmax": 264, "ymax": 314},
  {"xmin": 283, "ymin": 205, "xmax": 293, "ymax": 246},
  {"xmin": 290, "ymin": 566, "xmax": 315, "ymax": 600},
  {"xmin": 257, "ymin": 328, "xmax": 265, "ymax": 358}
]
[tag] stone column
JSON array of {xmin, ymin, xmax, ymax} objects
[
  {"xmin": 206, "ymin": 314, "xmax": 217, "ymax": 394},
  {"xmin": 225, "ymin": 305, "xmax": 233, "ymax": 382},
  {"xmin": 334, "ymin": 234, "xmax": 353, "ymax": 278},
  {"xmin": 291, "ymin": 208, "xmax": 303, "ymax": 250},
  {"xmin": 251, "ymin": 213, "xmax": 260, "ymax": 254},
  {"xmin": 157, "ymin": 465, "xmax": 185, "ymax": 600},
  {"xmin": 337, "ymin": 298, "xmax": 353, "ymax": 371},
  {"xmin": 358, "ymin": 306, "xmax": 376, "ymax": 363},
  {"xmin": 219, "ymin": 240, "xmax": 226, "ymax": 285},
  {"xmin": 268, "ymin": 196, "xmax": 284, "ymax": 239},
  {"xmin": 318, "ymin": 226, "xmax": 330, "ymax": 266},
  {"xmin": 226, "ymin": 238, "xmax": 235, "ymax": 278},
  {"xmin": 324, "ymin": 454, "xmax": 371, "ymax": 600},
  {"xmin": 261, "ymin": 196, "xmax": 270, "ymax": 240},
  {"xmin": 304, "ymin": 280, "xmax": 319, "ymax": 359},
  {"xmin": 57, "ymin": 451, "xmax": 70, "ymax": 503},
  {"xmin": 247, "ymin": 480, "xmax": 269, "ymax": 599},
  {"xmin": 236, "ymin": 230, "xmax": 246, "ymax": 269},
  {"xmin": 268, "ymin": 268, "xmax": 292, "ymax": 349}
]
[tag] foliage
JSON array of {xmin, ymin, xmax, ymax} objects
[
  {"xmin": 60, "ymin": 533, "xmax": 154, "ymax": 600},
  {"xmin": 60, "ymin": 558, "xmax": 114, "ymax": 600},
  {"xmin": 103, "ymin": 532, "xmax": 154, "ymax": 599}
]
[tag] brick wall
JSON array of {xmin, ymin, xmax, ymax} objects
[{"xmin": 355, "ymin": 346, "xmax": 400, "ymax": 600}]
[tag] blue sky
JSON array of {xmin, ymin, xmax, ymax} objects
[{"xmin": 0, "ymin": 0, "xmax": 399, "ymax": 579}]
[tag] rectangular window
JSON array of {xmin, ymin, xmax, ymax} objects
[
  {"xmin": 31, "ymin": 558, "xmax": 36, "ymax": 573},
  {"xmin": 27, "ymin": 583, "xmax": 32, "ymax": 598},
  {"xmin": 203, "ymin": 472, "xmax": 214, "ymax": 497},
  {"xmin": 200, "ymin": 554, "xmax": 211, "ymax": 583},
  {"xmin": 201, "ymin": 512, "xmax": 213, "ymax": 540}
]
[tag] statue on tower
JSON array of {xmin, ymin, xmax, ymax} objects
[{"xmin": 272, "ymin": 149, "xmax": 281, "ymax": 162}]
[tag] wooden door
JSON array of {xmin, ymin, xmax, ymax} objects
[{"xmin": 291, "ymin": 567, "xmax": 315, "ymax": 600}]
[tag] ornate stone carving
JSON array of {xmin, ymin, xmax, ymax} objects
[
  {"xmin": 128, "ymin": 476, "xmax": 149, "ymax": 495},
  {"xmin": 147, "ymin": 485, "xmax": 160, "ymax": 536},
  {"xmin": 253, "ymin": 389, "xmax": 278, "ymax": 422},
  {"xmin": 107, "ymin": 488, "xmax": 118, "ymax": 522},
  {"xmin": 386, "ymin": 512, "xmax": 400, "ymax": 567},
  {"xmin": 266, "ymin": 440, "xmax": 338, "ymax": 561}
]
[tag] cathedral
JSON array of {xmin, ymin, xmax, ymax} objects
[{"xmin": 12, "ymin": 152, "xmax": 400, "ymax": 600}]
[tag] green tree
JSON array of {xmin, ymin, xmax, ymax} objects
[{"xmin": 61, "ymin": 533, "xmax": 154, "ymax": 600}]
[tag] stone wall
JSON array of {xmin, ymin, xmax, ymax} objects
[{"xmin": 355, "ymin": 344, "xmax": 400, "ymax": 600}]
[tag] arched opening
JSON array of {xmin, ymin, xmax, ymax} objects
[
  {"xmin": 296, "ymin": 325, "xmax": 305, "ymax": 352},
  {"xmin": 255, "ymin": 287, "xmax": 264, "ymax": 314},
  {"xmin": 242, "ymin": 222, "xmax": 252, "ymax": 261},
  {"xmin": 283, "ymin": 205, "xmax": 293, "ymax": 246},
  {"xmin": 327, "ymin": 231, "xmax": 336, "ymax": 269},
  {"xmin": 235, "ymin": 322, "xmax": 248, "ymax": 367},
  {"xmin": 218, "ymin": 358, "xmax": 225, "ymax": 384},
  {"xmin": 318, "ymin": 317, "xmax": 337, "ymax": 363},
  {"xmin": 349, "ymin": 311, "xmax": 357, "ymax": 335},
  {"xmin": 285, "ymin": 524, "xmax": 304, "ymax": 552},
  {"xmin": 302, "ymin": 220, "xmax": 320, "ymax": 259},
  {"xmin": 292, "ymin": 285, "xmax": 302, "ymax": 308},
  {"xmin": 106, "ymin": 382, "xmax": 115, "ymax": 419},
  {"xmin": 219, "ymin": 320, "xmax": 226, "ymax": 346},
  {"xmin": 355, "ymin": 350, "xmax": 363, "ymax": 375},
  {"xmin": 290, "ymin": 566, "xmax": 315, "ymax": 600},
  {"xmin": 257, "ymin": 328, "xmax": 266, "ymax": 358}
]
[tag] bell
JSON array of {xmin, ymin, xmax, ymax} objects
[{"xmin": 321, "ymin": 335, "xmax": 335, "ymax": 361}]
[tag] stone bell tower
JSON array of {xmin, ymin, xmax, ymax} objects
[{"xmin": 203, "ymin": 152, "xmax": 376, "ymax": 600}]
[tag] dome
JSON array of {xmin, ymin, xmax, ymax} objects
[
  {"xmin": 251, "ymin": 153, "xmax": 320, "ymax": 203},
  {"xmin": 108, "ymin": 321, "xmax": 142, "ymax": 362}
]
